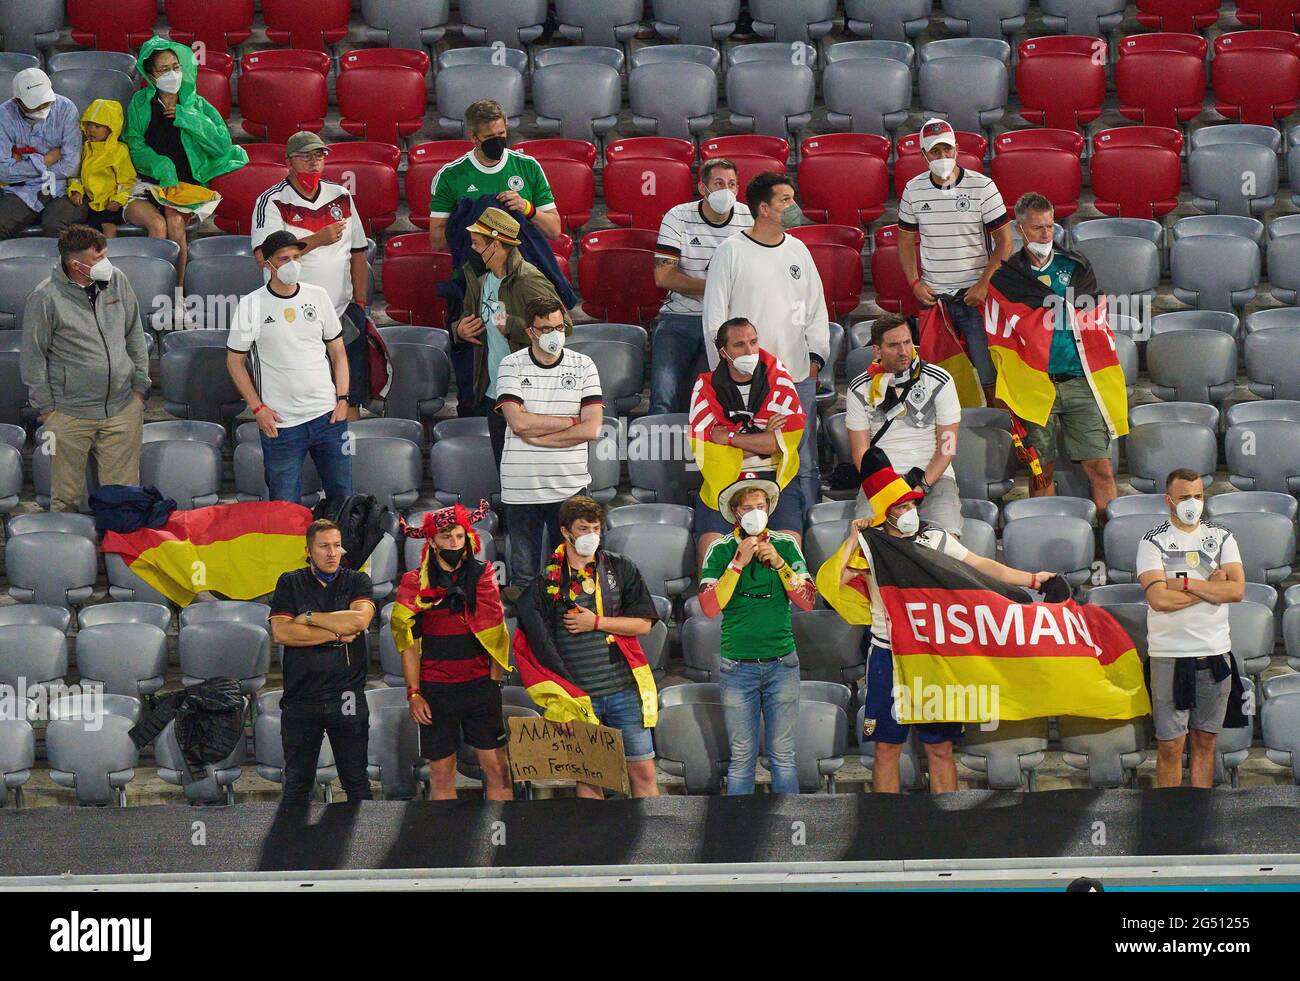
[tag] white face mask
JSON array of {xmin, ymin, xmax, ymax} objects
[
  {"xmin": 22, "ymin": 105, "xmax": 51, "ymax": 122},
  {"xmin": 275, "ymin": 259, "xmax": 302, "ymax": 286},
  {"xmin": 1025, "ymin": 239, "xmax": 1053, "ymax": 262},
  {"xmin": 892, "ymin": 508, "xmax": 920, "ymax": 536},
  {"xmin": 706, "ymin": 188, "xmax": 736, "ymax": 214},
  {"xmin": 572, "ymin": 532, "xmax": 600, "ymax": 557},
  {"xmin": 739, "ymin": 508, "xmax": 768, "ymax": 536},
  {"xmin": 1174, "ymin": 498, "xmax": 1203, "ymax": 527},
  {"xmin": 730, "ymin": 352, "xmax": 760, "ymax": 376},
  {"xmin": 155, "ymin": 70, "xmax": 183, "ymax": 95},
  {"xmin": 80, "ymin": 257, "xmax": 114, "ymax": 283},
  {"xmin": 928, "ymin": 156, "xmax": 957, "ymax": 181},
  {"xmin": 262, "ymin": 266, "xmax": 272, "ymax": 285},
  {"xmin": 537, "ymin": 330, "xmax": 564, "ymax": 357}
]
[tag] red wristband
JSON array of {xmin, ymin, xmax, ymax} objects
[
  {"xmin": 594, "ymin": 615, "xmax": 601, "ymax": 631},
  {"xmin": 523, "ymin": 199, "xmax": 535, "ymax": 219},
  {"xmin": 908, "ymin": 278, "xmax": 921, "ymax": 289},
  {"xmin": 251, "ymin": 403, "xmax": 264, "ymax": 415}
]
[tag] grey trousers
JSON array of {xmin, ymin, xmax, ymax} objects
[{"xmin": 0, "ymin": 193, "xmax": 88, "ymax": 239}]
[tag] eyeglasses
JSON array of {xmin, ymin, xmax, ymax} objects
[
  {"xmin": 291, "ymin": 151, "xmax": 328, "ymax": 163},
  {"xmin": 149, "ymin": 65, "xmax": 181, "ymax": 78},
  {"xmin": 531, "ymin": 324, "xmax": 565, "ymax": 335}
]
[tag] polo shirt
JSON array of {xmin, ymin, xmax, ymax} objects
[
  {"xmin": 270, "ymin": 567, "xmax": 375, "ymax": 715},
  {"xmin": 699, "ymin": 530, "xmax": 809, "ymax": 660},
  {"xmin": 897, "ymin": 168, "xmax": 1010, "ymax": 292}
]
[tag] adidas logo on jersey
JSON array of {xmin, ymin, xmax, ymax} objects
[
  {"xmin": 466, "ymin": 184, "xmax": 478, "ymax": 193},
  {"xmin": 920, "ymin": 203, "xmax": 932, "ymax": 211},
  {"xmin": 263, "ymin": 316, "xmax": 275, "ymax": 324},
  {"xmin": 690, "ymin": 237, "xmax": 701, "ymax": 245},
  {"xmin": 521, "ymin": 377, "xmax": 532, "ymax": 386}
]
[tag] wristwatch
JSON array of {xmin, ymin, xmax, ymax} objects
[{"xmin": 305, "ymin": 610, "xmax": 313, "ymax": 625}]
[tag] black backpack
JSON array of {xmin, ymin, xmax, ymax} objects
[{"xmin": 312, "ymin": 494, "xmax": 391, "ymax": 570}]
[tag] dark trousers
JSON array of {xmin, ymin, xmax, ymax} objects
[
  {"xmin": 281, "ymin": 708, "xmax": 372, "ymax": 803},
  {"xmin": 505, "ymin": 499, "xmax": 564, "ymax": 588},
  {"xmin": 451, "ymin": 343, "xmax": 477, "ymax": 416},
  {"xmin": 482, "ymin": 394, "xmax": 507, "ymax": 467},
  {"xmin": 0, "ymin": 192, "xmax": 87, "ymax": 239}
]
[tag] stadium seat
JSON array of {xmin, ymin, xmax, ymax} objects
[
  {"xmin": 533, "ymin": 45, "xmax": 626, "ymax": 72},
  {"xmin": 237, "ymin": 68, "xmax": 328, "ymax": 144},
  {"xmin": 992, "ymin": 146, "xmax": 1082, "ymax": 219},
  {"xmin": 821, "ymin": 58, "xmax": 912, "ymax": 136},
  {"xmin": 1235, "ymin": 0, "xmax": 1300, "ymax": 30},
  {"xmin": 844, "ymin": 0, "xmax": 933, "ymax": 41},
  {"xmin": 803, "ymin": 242, "xmax": 865, "ymax": 321},
  {"xmin": 1003, "ymin": 515, "xmax": 1095, "ymax": 585},
  {"xmin": 165, "ymin": 0, "xmax": 255, "ymax": 51},
  {"xmin": 458, "ymin": 0, "xmax": 547, "ymax": 49},
  {"xmin": 0, "ymin": 717, "xmax": 34, "ymax": 806},
  {"xmin": 701, "ymin": 134, "xmax": 789, "ymax": 161},
  {"xmin": 554, "ymin": 0, "xmax": 642, "ymax": 47},
  {"xmin": 1227, "ymin": 399, "xmax": 1300, "ymax": 426},
  {"xmin": 403, "ymin": 140, "xmax": 474, "ymax": 230},
  {"xmin": 1126, "ymin": 422, "xmax": 1218, "ymax": 492},
  {"xmin": 430, "ymin": 435, "xmax": 500, "ymax": 508},
  {"xmin": 659, "ymin": 683, "xmax": 722, "ymax": 710},
  {"xmin": 75, "ymin": 623, "xmax": 168, "ymax": 698},
  {"xmin": 953, "ymin": 427, "xmax": 1017, "ymax": 500},
  {"xmin": 581, "ymin": 228, "xmax": 658, "ymax": 253},
  {"xmin": 513, "ymin": 138, "xmax": 598, "ymax": 168},
  {"xmin": 1136, "ymin": 0, "xmax": 1222, "ymax": 32},
  {"xmin": 1059, "ymin": 716, "xmax": 1150, "ymax": 788},
  {"xmin": 1003, "ymin": 496, "xmax": 1097, "ymax": 525},
  {"xmin": 629, "ymin": 62, "xmax": 717, "ymax": 140},
  {"xmin": 1212, "ymin": 30, "xmax": 1300, "ymax": 125},
  {"xmin": 605, "ymin": 136, "xmax": 696, "ymax": 167},
  {"xmin": 825, "ymin": 39, "xmax": 915, "ymax": 67},
  {"xmin": 180, "ymin": 621, "xmax": 271, "ymax": 696},
  {"xmin": 156, "ymin": 717, "xmax": 245, "ymax": 804},
  {"xmin": 1128, "ymin": 401, "xmax": 1220, "ymax": 430},
  {"xmin": 1226, "ymin": 420, "xmax": 1300, "ymax": 493},
  {"xmin": 384, "ymin": 342, "xmax": 450, "ymax": 431},
  {"xmin": 958, "ymin": 718, "xmax": 1049, "ymax": 791},
  {"xmin": 1262, "ymin": 693, "xmax": 1300, "ymax": 783},
  {"xmin": 941, "ymin": 0, "xmax": 1028, "ymax": 39},
  {"xmin": 337, "ymin": 65, "xmax": 428, "ymax": 146},
  {"xmin": 366, "ymin": 701, "xmax": 421, "ymax": 798},
  {"xmin": 629, "ymin": 43, "xmax": 721, "ymax": 73},
  {"xmin": 79, "ymin": 603, "xmax": 171, "ymax": 633},
  {"xmin": 46, "ymin": 716, "xmax": 138, "ymax": 806},
  {"xmin": 6, "ymin": 534, "xmax": 96, "ymax": 607},
  {"xmin": 1207, "ymin": 491, "xmax": 1298, "ymax": 526},
  {"xmin": 184, "ymin": 255, "xmax": 263, "ymax": 329},
  {"xmin": 725, "ymin": 62, "xmax": 814, "ymax": 140},
  {"xmin": 320, "ymin": 159, "xmax": 399, "ymax": 235},
  {"xmin": 870, "ymin": 225, "xmax": 922, "ymax": 316},
  {"xmin": 1215, "ymin": 513, "xmax": 1296, "ymax": 584},
  {"xmin": 161, "ymin": 346, "xmax": 245, "ymax": 427},
  {"xmin": 240, "ymin": 49, "xmax": 331, "ymax": 75},
  {"xmin": 725, "ymin": 40, "xmax": 818, "ymax": 69},
  {"xmin": 436, "ymin": 45, "xmax": 528, "ymax": 72},
  {"xmin": 747, "ymin": 0, "xmax": 836, "ymax": 42},
  {"xmin": 798, "ymin": 153, "xmax": 887, "ymax": 228},
  {"xmin": 1089, "ymin": 142, "xmax": 1182, "ymax": 219},
  {"xmin": 1245, "ymin": 330, "xmax": 1300, "ymax": 400},
  {"xmin": 210, "ymin": 163, "xmax": 289, "ymax": 235},
  {"xmin": 1189, "ymin": 143, "xmax": 1279, "ymax": 217},
  {"xmin": 0, "ymin": 605, "xmax": 69, "ymax": 635},
  {"xmin": 50, "ymin": 68, "xmax": 134, "ymax": 118},
  {"xmin": 325, "ymin": 142, "xmax": 403, "ymax": 170},
  {"xmin": 567, "ymin": 338, "xmax": 644, "ymax": 416},
  {"xmin": 262, "ymin": 0, "xmax": 352, "ymax": 50},
  {"xmin": 1148, "ymin": 329, "xmax": 1239, "ymax": 404},
  {"xmin": 359, "ymin": 0, "xmax": 449, "ymax": 51},
  {"xmin": 1093, "ymin": 124, "xmax": 1185, "ymax": 153},
  {"xmin": 532, "ymin": 63, "xmax": 621, "ymax": 146},
  {"xmin": 603, "ymin": 158, "xmax": 693, "ymax": 229},
  {"xmin": 68, "ymin": 0, "xmax": 155, "ymax": 50},
  {"xmin": 790, "ymin": 223, "xmax": 866, "ymax": 253},
  {"xmin": 435, "ymin": 64, "xmax": 524, "ymax": 136},
  {"xmin": 47, "ymin": 50, "xmax": 137, "ymax": 77},
  {"xmin": 0, "ymin": 3, "xmax": 62, "ymax": 54},
  {"xmin": 0, "ymin": 444, "xmax": 20, "ymax": 513},
  {"xmin": 1171, "ymin": 236, "xmax": 1260, "ymax": 314},
  {"xmin": 1016, "ymin": 38, "xmax": 1106, "ymax": 131},
  {"xmin": 1170, "ymin": 214, "xmax": 1265, "ymax": 246},
  {"xmin": 139, "ymin": 439, "xmax": 222, "ymax": 510},
  {"xmin": 603, "ymin": 524, "xmax": 693, "ymax": 597},
  {"xmin": 655, "ymin": 702, "xmax": 730, "ymax": 794},
  {"xmin": 801, "ymin": 133, "xmax": 891, "ymax": 161},
  {"xmin": 993, "ymin": 127, "xmax": 1086, "ymax": 157},
  {"xmin": 194, "ymin": 66, "xmax": 232, "ymax": 120},
  {"xmin": 1039, "ymin": 0, "xmax": 1127, "ymax": 35},
  {"xmin": 346, "ymin": 436, "xmax": 422, "ymax": 512},
  {"xmin": 578, "ymin": 248, "xmax": 665, "ymax": 324},
  {"xmin": 919, "ymin": 37, "xmax": 1011, "ymax": 64},
  {"xmin": 1116, "ymin": 35, "xmax": 1208, "ymax": 128},
  {"xmin": 791, "ymin": 610, "xmax": 867, "ymax": 686},
  {"xmin": 381, "ymin": 242, "xmax": 452, "ymax": 327},
  {"xmin": 918, "ymin": 56, "xmax": 1008, "ymax": 137},
  {"xmin": 1071, "ymin": 217, "xmax": 1164, "ymax": 250},
  {"xmin": 1074, "ymin": 237, "xmax": 1160, "ymax": 311},
  {"xmin": 605, "ymin": 503, "xmax": 694, "ymax": 533},
  {"xmin": 628, "ymin": 414, "xmax": 702, "ymax": 506}
]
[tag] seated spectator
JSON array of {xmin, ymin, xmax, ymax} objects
[
  {"xmin": 269, "ymin": 518, "xmax": 376, "ymax": 804},
  {"xmin": 67, "ymin": 100, "xmax": 135, "ymax": 240},
  {"xmin": 496, "ymin": 297, "xmax": 603, "ymax": 603},
  {"xmin": 252, "ymin": 132, "xmax": 371, "ymax": 422},
  {"xmin": 393, "ymin": 500, "xmax": 513, "ymax": 802},
  {"xmin": 225, "ymin": 230, "xmax": 352, "ymax": 504},
  {"xmin": 454, "ymin": 207, "xmax": 571, "ymax": 465},
  {"xmin": 690, "ymin": 317, "xmax": 805, "ymax": 568},
  {"xmin": 699, "ymin": 473, "xmax": 817, "ymax": 795},
  {"xmin": 514, "ymin": 495, "xmax": 660, "ymax": 799},
  {"xmin": 124, "ymin": 37, "xmax": 248, "ymax": 286},
  {"xmin": 0, "ymin": 68, "xmax": 86, "ymax": 238},
  {"xmin": 20, "ymin": 224, "xmax": 149, "ymax": 512}
]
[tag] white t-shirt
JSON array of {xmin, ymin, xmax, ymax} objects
[
  {"xmin": 1135, "ymin": 519, "xmax": 1241, "ymax": 659},
  {"xmin": 251, "ymin": 178, "xmax": 368, "ymax": 316},
  {"xmin": 701, "ymin": 232, "xmax": 830, "ymax": 384},
  {"xmin": 495, "ymin": 348, "xmax": 603, "ymax": 505},
  {"xmin": 227, "ymin": 283, "xmax": 344, "ymax": 429},
  {"xmin": 898, "ymin": 168, "xmax": 1010, "ymax": 292},
  {"xmin": 861, "ymin": 528, "xmax": 969, "ymax": 645},
  {"xmin": 655, "ymin": 200, "xmax": 753, "ymax": 315},
  {"xmin": 845, "ymin": 361, "xmax": 961, "ymax": 478}
]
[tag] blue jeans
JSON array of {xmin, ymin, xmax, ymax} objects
[
  {"xmin": 590, "ymin": 688, "xmax": 656, "ymax": 762},
  {"xmin": 506, "ymin": 500, "xmax": 563, "ymax": 588},
  {"xmin": 793, "ymin": 375, "xmax": 820, "ymax": 515},
  {"xmin": 261, "ymin": 412, "xmax": 353, "ymax": 503},
  {"xmin": 944, "ymin": 296, "xmax": 996, "ymax": 386},
  {"xmin": 719, "ymin": 652, "xmax": 801, "ymax": 795},
  {"xmin": 649, "ymin": 312, "xmax": 707, "ymax": 417}
]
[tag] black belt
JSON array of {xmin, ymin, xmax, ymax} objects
[
  {"xmin": 723, "ymin": 654, "xmax": 789, "ymax": 665},
  {"xmin": 1049, "ymin": 372, "xmax": 1084, "ymax": 383}
]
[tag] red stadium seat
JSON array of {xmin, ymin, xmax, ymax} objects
[
  {"xmin": 1212, "ymin": 31, "xmax": 1300, "ymax": 124},
  {"xmin": 897, "ymin": 130, "xmax": 987, "ymax": 160},
  {"xmin": 1092, "ymin": 125, "xmax": 1185, "ymax": 154},
  {"xmin": 327, "ymin": 142, "xmax": 403, "ymax": 169},
  {"xmin": 199, "ymin": 52, "xmax": 235, "ymax": 78},
  {"xmin": 706, "ymin": 153, "xmax": 786, "ymax": 192},
  {"xmin": 241, "ymin": 50, "xmax": 331, "ymax": 76},
  {"xmin": 262, "ymin": 0, "xmax": 352, "ymax": 50},
  {"xmin": 243, "ymin": 144, "xmax": 288, "ymax": 164},
  {"xmin": 384, "ymin": 232, "xmax": 436, "ymax": 256},
  {"xmin": 580, "ymin": 229, "xmax": 660, "ymax": 254},
  {"xmin": 1136, "ymin": 0, "xmax": 1222, "ymax": 32},
  {"xmin": 1116, "ymin": 43, "xmax": 1207, "ymax": 127},
  {"xmin": 535, "ymin": 158, "xmax": 596, "ymax": 232},
  {"xmin": 801, "ymin": 133, "xmax": 891, "ymax": 161},
  {"xmin": 604, "ymin": 137, "xmax": 696, "ymax": 167},
  {"xmin": 383, "ymin": 247, "xmax": 453, "ymax": 328},
  {"xmin": 322, "ymin": 159, "xmax": 399, "ymax": 235},
  {"xmin": 1118, "ymin": 32, "xmax": 1209, "ymax": 58},
  {"xmin": 790, "ymin": 224, "xmax": 866, "ymax": 253},
  {"xmin": 211, "ymin": 163, "xmax": 289, "ymax": 234},
  {"xmin": 991, "ymin": 147, "xmax": 1082, "ymax": 219},
  {"xmin": 700, "ymin": 135, "xmax": 790, "ymax": 163},
  {"xmin": 993, "ymin": 128, "xmax": 1085, "ymax": 157},
  {"xmin": 1019, "ymin": 35, "xmax": 1106, "ymax": 58},
  {"xmin": 513, "ymin": 139, "xmax": 599, "ymax": 168},
  {"xmin": 166, "ymin": 0, "xmax": 255, "ymax": 52},
  {"xmin": 578, "ymin": 249, "xmax": 666, "ymax": 325},
  {"xmin": 69, "ymin": 0, "xmax": 157, "ymax": 51},
  {"xmin": 893, "ymin": 146, "xmax": 985, "ymax": 199},
  {"xmin": 806, "ymin": 243, "xmax": 865, "ymax": 320},
  {"xmin": 196, "ymin": 69, "xmax": 232, "ymax": 121},
  {"xmin": 1090, "ymin": 143, "xmax": 1182, "ymax": 218},
  {"xmin": 1016, "ymin": 42, "xmax": 1107, "ymax": 130},
  {"xmin": 237, "ymin": 68, "xmax": 329, "ymax": 144},
  {"xmin": 1236, "ymin": 0, "xmax": 1300, "ymax": 30},
  {"xmin": 870, "ymin": 225, "xmax": 920, "ymax": 317},
  {"xmin": 337, "ymin": 65, "xmax": 428, "ymax": 145},
  {"xmin": 549, "ymin": 232, "xmax": 574, "ymax": 282},
  {"xmin": 797, "ymin": 153, "xmax": 888, "ymax": 228},
  {"xmin": 603, "ymin": 158, "xmax": 694, "ymax": 229},
  {"xmin": 339, "ymin": 48, "xmax": 431, "ymax": 74},
  {"xmin": 404, "ymin": 141, "xmax": 474, "ymax": 230}
]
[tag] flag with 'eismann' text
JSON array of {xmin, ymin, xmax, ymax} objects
[{"xmin": 866, "ymin": 530, "xmax": 1149, "ymax": 722}]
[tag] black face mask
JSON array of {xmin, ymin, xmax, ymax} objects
[
  {"xmin": 438, "ymin": 547, "xmax": 465, "ymax": 569},
  {"xmin": 466, "ymin": 250, "xmax": 487, "ymax": 275},
  {"xmin": 480, "ymin": 136, "xmax": 507, "ymax": 162}
]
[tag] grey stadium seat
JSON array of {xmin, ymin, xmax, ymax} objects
[
  {"xmin": 6, "ymin": 511, "xmax": 97, "ymax": 542},
  {"xmin": 603, "ymin": 523, "xmax": 693, "ymax": 596},
  {"xmin": 1213, "ymin": 512, "xmax": 1295, "ymax": 584},
  {"xmin": 377, "ymin": 604, "xmax": 406, "ymax": 687},
  {"xmin": 180, "ymin": 600, "xmax": 274, "ymax": 638},
  {"xmin": 800, "ymin": 679, "xmax": 853, "ymax": 711},
  {"xmin": 654, "ymin": 702, "xmax": 730, "ymax": 794},
  {"xmin": 725, "ymin": 62, "xmax": 814, "ymax": 140},
  {"xmin": 0, "ymin": 1, "xmax": 63, "ymax": 53},
  {"xmin": 1267, "ymin": 225, "xmax": 1300, "ymax": 304},
  {"xmin": 72, "ymin": 622, "xmax": 168, "ymax": 698},
  {"xmin": 605, "ymin": 503, "xmax": 694, "ymax": 532},
  {"xmin": 430, "ymin": 435, "xmax": 500, "ymax": 507},
  {"xmin": 436, "ymin": 46, "xmax": 529, "ymax": 74},
  {"xmin": 568, "ymin": 338, "xmax": 643, "ymax": 415},
  {"xmin": 748, "ymin": 0, "xmax": 837, "ymax": 43},
  {"xmin": 806, "ymin": 499, "xmax": 857, "ymax": 526},
  {"xmin": 1128, "ymin": 401, "xmax": 1220, "ymax": 431},
  {"xmin": 50, "ymin": 68, "xmax": 134, "ymax": 117},
  {"xmin": 1171, "ymin": 236, "xmax": 1259, "ymax": 315},
  {"xmin": 760, "ymin": 699, "xmax": 847, "ymax": 792},
  {"xmin": 681, "ymin": 614, "xmax": 722, "ymax": 682},
  {"xmin": 0, "ymin": 719, "xmax": 34, "ymax": 807},
  {"xmin": 458, "ymin": 0, "xmax": 547, "ymax": 49},
  {"xmin": 6, "ymin": 533, "xmax": 96, "ymax": 607},
  {"xmin": 162, "ymin": 347, "xmax": 245, "ymax": 427},
  {"xmin": 941, "ymin": 0, "xmax": 1029, "ymax": 40},
  {"xmin": 1245, "ymin": 307, "xmax": 1300, "ymax": 335},
  {"xmin": 801, "ymin": 519, "xmax": 851, "ymax": 577},
  {"xmin": 140, "ymin": 439, "xmax": 222, "ymax": 510},
  {"xmin": 185, "ymin": 256, "xmax": 263, "ymax": 328},
  {"xmin": 1002, "ymin": 496, "xmax": 1097, "ymax": 525},
  {"xmin": 650, "ymin": 0, "xmax": 741, "ymax": 46},
  {"xmin": 659, "ymin": 682, "xmax": 721, "ymax": 709},
  {"xmin": 360, "ymin": 0, "xmax": 449, "ymax": 50},
  {"xmin": 378, "ymin": 325, "xmax": 451, "ymax": 350},
  {"xmin": 1146, "ymin": 331, "xmax": 1238, "ymax": 404},
  {"xmin": 952, "ymin": 426, "xmax": 1016, "ymax": 500},
  {"xmin": 1115, "ymin": 330, "xmax": 1144, "ymax": 388},
  {"xmin": 187, "ymin": 235, "xmax": 254, "ymax": 261},
  {"xmin": 961, "ymin": 517, "xmax": 997, "ymax": 560},
  {"xmin": 917, "ymin": 37, "xmax": 1011, "ymax": 65},
  {"xmin": 348, "ymin": 436, "xmax": 422, "ymax": 511},
  {"xmin": 1246, "ymin": 330, "xmax": 1300, "ymax": 401},
  {"xmin": 48, "ymin": 51, "xmax": 136, "ymax": 77},
  {"xmin": 47, "ymin": 693, "xmax": 141, "ymax": 725},
  {"xmin": 142, "ymin": 419, "xmax": 226, "ymax": 450},
  {"xmin": 0, "ymin": 256, "xmax": 57, "ymax": 328},
  {"xmin": 431, "ymin": 417, "xmax": 487, "ymax": 442},
  {"xmin": 1073, "ymin": 238, "xmax": 1160, "ymax": 313},
  {"xmin": 1230, "ymin": 603, "xmax": 1277, "ymax": 678},
  {"xmin": 532, "ymin": 63, "xmax": 621, "ymax": 144},
  {"xmin": 0, "ymin": 624, "xmax": 68, "ymax": 691},
  {"xmin": 1189, "ymin": 144, "xmax": 1278, "ymax": 217},
  {"xmin": 1169, "ymin": 214, "xmax": 1265, "ymax": 246},
  {"xmin": 1287, "ymin": 609, "xmax": 1300, "ymax": 670},
  {"xmin": 629, "ymin": 44, "xmax": 722, "ymax": 73},
  {"xmin": 1058, "ymin": 715, "xmax": 1149, "ymax": 788},
  {"xmin": 113, "ymin": 255, "xmax": 179, "ymax": 332},
  {"xmin": 435, "ymin": 65, "xmax": 524, "ymax": 135},
  {"xmin": 0, "ymin": 238, "xmax": 54, "ymax": 259},
  {"xmin": 825, "ymin": 39, "xmax": 915, "ymax": 67},
  {"xmin": 0, "ymin": 604, "xmax": 71, "ymax": 632},
  {"xmin": 533, "ymin": 46, "xmax": 626, "ymax": 73},
  {"xmin": 792, "ymin": 609, "xmax": 867, "ymax": 685},
  {"xmin": 1148, "ymin": 311, "xmax": 1239, "ymax": 339},
  {"xmin": 630, "ymin": 62, "xmax": 717, "ymax": 139},
  {"xmin": 845, "ymin": 0, "xmax": 933, "ymax": 42},
  {"xmin": 104, "ymin": 553, "xmax": 173, "ymax": 606},
  {"xmin": 628, "ymin": 414, "xmax": 702, "ymax": 505},
  {"xmin": 1226, "ymin": 421, "xmax": 1300, "ymax": 494},
  {"xmin": 823, "ymin": 58, "xmax": 913, "ymax": 136},
  {"xmin": 573, "ymin": 322, "xmax": 648, "ymax": 346},
  {"xmin": 919, "ymin": 56, "xmax": 1008, "ymax": 135},
  {"xmin": 383, "ymin": 342, "xmax": 450, "ymax": 430},
  {"xmin": 1102, "ymin": 511, "xmax": 1168, "ymax": 583},
  {"xmin": 367, "ymin": 701, "xmax": 421, "ymax": 798},
  {"xmin": 1262, "ymin": 693, "xmax": 1300, "ymax": 783},
  {"xmin": 1002, "ymin": 515, "xmax": 1095, "ymax": 586},
  {"xmin": 1071, "ymin": 217, "xmax": 1164, "ymax": 249},
  {"xmin": 155, "ymin": 718, "xmax": 245, "ymax": 804},
  {"xmin": 1192, "ymin": 124, "xmax": 1282, "ymax": 153},
  {"xmin": 1227, "ymin": 400, "xmax": 1300, "ymax": 426},
  {"xmin": 958, "ymin": 718, "xmax": 1049, "ymax": 790},
  {"xmin": 555, "ymin": 0, "xmax": 644, "ymax": 48},
  {"xmin": 0, "ymin": 422, "xmax": 22, "ymax": 450},
  {"xmin": 963, "ymin": 408, "xmax": 1013, "ymax": 431},
  {"xmin": 108, "ymin": 237, "xmax": 182, "ymax": 265},
  {"xmin": 1125, "ymin": 422, "xmax": 1217, "ymax": 493},
  {"xmin": 179, "ymin": 621, "xmax": 271, "ymax": 697},
  {"xmin": 1039, "ymin": 0, "xmax": 1126, "ymax": 36},
  {"xmin": 160, "ymin": 329, "xmax": 229, "ymax": 354},
  {"xmin": 46, "ymin": 716, "xmax": 138, "ymax": 806},
  {"xmin": 78, "ymin": 602, "xmax": 171, "ymax": 632}
]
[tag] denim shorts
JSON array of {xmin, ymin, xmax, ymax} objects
[{"xmin": 590, "ymin": 687, "xmax": 656, "ymax": 762}]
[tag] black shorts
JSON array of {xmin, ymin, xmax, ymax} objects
[
  {"xmin": 343, "ymin": 304, "xmax": 370, "ymax": 407},
  {"xmin": 85, "ymin": 207, "xmax": 123, "ymax": 231},
  {"xmin": 419, "ymin": 676, "xmax": 507, "ymax": 761}
]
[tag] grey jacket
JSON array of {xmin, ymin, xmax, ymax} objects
[{"xmin": 20, "ymin": 261, "xmax": 151, "ymax": 420}]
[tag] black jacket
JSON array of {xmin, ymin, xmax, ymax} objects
[
  {"xmin": 313, "ymin": 494, "xmax": 392, "ymax": 570},
  {"xmin": 131, "ymin": 678, "xmax": 246, "ymax": 780},
  {"xmin": 995, "ymin": 245, "xmax": 1099, "ymax": 307}
]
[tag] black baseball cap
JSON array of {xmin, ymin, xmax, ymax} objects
[{"xmin": 259, "ymin": 230, "xmax": 308, "ymax": 259}]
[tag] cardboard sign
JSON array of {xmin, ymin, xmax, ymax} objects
[{"xmin": 507, "ymin": 716, "xmax": 629, "ymax": 795}]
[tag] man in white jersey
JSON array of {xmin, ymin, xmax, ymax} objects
[{"xmin": 1136, "ymin": 469, "xmax": 1246, "ymax": 788}]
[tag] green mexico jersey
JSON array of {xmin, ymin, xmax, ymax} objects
[
  {"xmin": 700, "ymin": 531, "xmax": 809, "ymax": 660},
  {"xmin": 427, "ymin": 148, "xmax": 556, "ymax": 218}
]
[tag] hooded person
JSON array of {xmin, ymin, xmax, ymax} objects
[
  {"xmin": 391, "ymin": 499, "xmax": 514, "ymax": 800},
  {"xmin": 67, "ymin": 99, "xmax": 136, "ymax": 238}
]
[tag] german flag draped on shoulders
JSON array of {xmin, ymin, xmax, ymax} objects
[{"xmin": 689, "ymin": 349, "xmax": 805, "ymax": 511}]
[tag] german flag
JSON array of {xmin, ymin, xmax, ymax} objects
[
  {"xmin": 917, "ymin": 300, "xmax": 985, "ymax": 408},
  {"xmin": 511, "ymin": 628, "xmax": 658, "ymax": 729},
  {"xmin": 100, "ymin": 501, "xmax": 314, "ymax": 606},
  {"xmin": 389, "ymin": 560, "xmax": 510, "ymax": 669},
  {"xmin": 868, "ymin": 529, "xmax": 1149, "ymax": 722}
]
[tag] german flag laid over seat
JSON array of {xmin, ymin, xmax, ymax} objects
[{"xmin": 100, "ymin": 502, "xmax": 314, "ymax": 606}]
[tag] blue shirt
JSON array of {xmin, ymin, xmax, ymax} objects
[
  {"xmin": 0, "ymin": 96, "xmax": 82, "ymax": 213},
  {"xmin": 1031, "ymin": 252, "xmax": 1084, "ymax": 378},
  {"xmin": 480, "ymin": 272, "xmax": 511, "ymax": 400}
]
